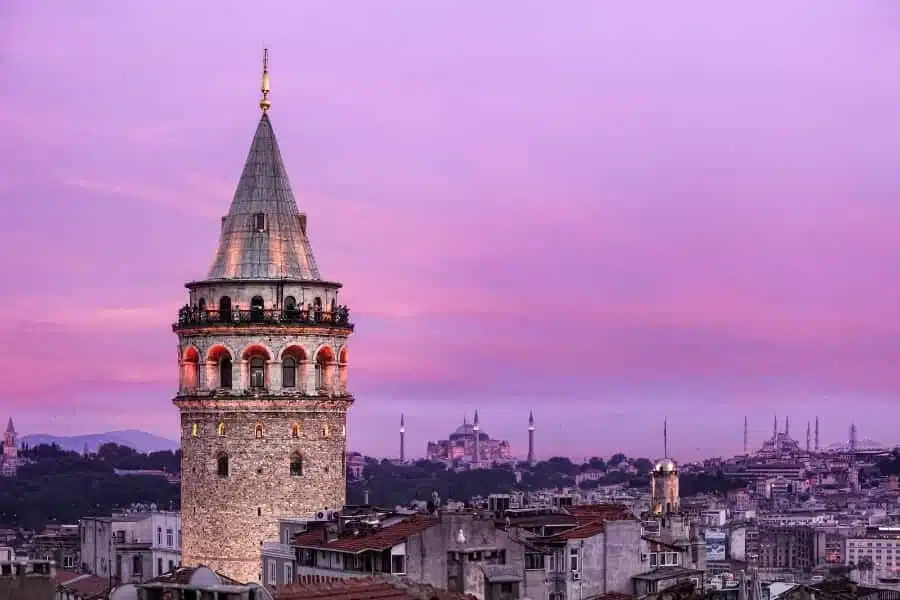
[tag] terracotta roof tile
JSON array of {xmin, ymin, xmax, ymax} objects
[
  {"xmin": 272, "ymin": 576, "xmax": 477, "ymax": 600},
  {"xmin": 564, "ymin": 503, "xmax": 634, "ymax": 525},
  {"xmin": 295, "ymin": 516, "xmax": 439, "ymax": 554},
  {"xmin": 547, "ymin": 520, "xmax": 608, "ymax": 541},
  {"xmin": 58, "ymin": 574, "xmax": 110, "ymax": 599},
  {"xmin": 54, "ymin": 570, "xmax": 83, "ymax": 584}
]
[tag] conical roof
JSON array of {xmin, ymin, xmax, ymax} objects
[
  {"xmin": 206, "ymin": 113, "xmax": 321, "ymax": 280},
  {"xmin": 6, "ymin": 418, "xmax": 14, "ymax": 434}
]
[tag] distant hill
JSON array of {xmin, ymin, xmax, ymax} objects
[{"xmin": 21, "ymin": 429, "xmax": 179, "ymax": 454}]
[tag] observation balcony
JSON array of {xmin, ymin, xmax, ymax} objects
[{"xmin": 173, "ymin": 306, "xmax": 353, "ymax": 331}]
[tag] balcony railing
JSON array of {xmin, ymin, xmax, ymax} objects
[{"xmin": 174, "ymin": 306, "xmax": 353, "ymax": 330}]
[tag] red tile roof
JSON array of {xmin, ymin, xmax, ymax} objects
[
  {"xmin": 546, "ymin": 520, "xmax": 608, "ymax": 541},
  {"xmin": 56, "ymin": 574, "xmax": 110, "ymax": 599},
  {"xmin": 295, "ymin": 516, "xmax": 439, "ymax": 554},
  {"xmin": 54, "ymin": 570, "xmax": 83, "ymax": 584},
  {"xmin": 272, "ymin": 576, "xmax": 477, "ymax": 600},
  {"xmin": 564, "ymin": 503, "xmax": 634, "ymax": 525}
]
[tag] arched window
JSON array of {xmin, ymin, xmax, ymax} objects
[
  {"xmin": 255, "ymin": 424, "xmax": 264, "ymax": 439},
  {"xmin": 282, "ymin": 357, "xmax": 297, "ymax": 388},
  {"xmin": 249, "ymin": 357, "xmax": 266, "ymax": 389},
  {"xmin": 291, "ymin": 423, "xmax": 300, "ymax": 439},
  {"xmin": 250, "ymin": 296, "xmax": 264, "ymax": 322},
  {"xmin": 217, "ymin": 454, "xmax": 229, "ymax": 478},
  {"xmin": 219, "ymin": 296, "xmax": 232, "ymax": 322},
  {"xmin": 313, "ymin": 297, "xmax": 323, "ymax": 310},
  {"xmin": 330, "ymin": 298, "xmax": 337, "ymax": 314},
  {"xmin": 322, "ymin": 423, "xmax": 331, "ymax": 439},
  {"xmin": 290, "ymin": 453, "xmax": 303, "ymax": 477},
  {"xmin": 284, "ymin": 296, "xmax": 297, "ymax": 315},
  {"xmin": 190, "ymin": 424, "xmax": 198, "ymax": 437},
  {"xmin": 217, "ymin": 422, "xmax": 225, "ymax": 436},
  {"xmin": 198, "ymin": 298, "xmax": 206, "ymax": 313},
  {"xmin": 219, "ymin": 357, "xmax": 233, "ymax": 389}
]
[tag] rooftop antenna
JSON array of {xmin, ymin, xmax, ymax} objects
[{"xmin": 259, "ymin": 47, "xmax": 271, "ymax": 113}]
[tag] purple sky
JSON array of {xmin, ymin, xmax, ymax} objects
[{"xmin": 2, "ymin": 2, "xmax": 900, "ymax": 461}]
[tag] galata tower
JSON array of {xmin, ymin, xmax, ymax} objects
[{"xmin": 172, "ymin": 50, "xmax": 354, "ymax": 583}]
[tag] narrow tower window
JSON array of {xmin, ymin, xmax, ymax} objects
[
  {"xmin": 291, "ymin": 423, "xmax": 300, "ymax": 439},
  {"xmin": 250, "ymin": 296, "xmax": 264, "ymax": 322},
  {"xmin": 220, "ymin": 357, "xmax": 233, "ymax": 389},
  {"xmin": 282, "ymin": 357, "xmax": 297, "ymax": 388},
  {"xmin": 219, "ymin": 296, "xmax": 232, "ymax": 322},
  {"xmin": 217, "ymin": 454, "xmax": 229, "ymax": 478},
  {"xmin": 254, "ymin": 212, "xmax": 266, "ymax": 231},
  {"xmin": 249, "ymin": 357, "xmax": 266, "ymax": 389},
  {"xmin": 217, "ymin": 422, "xmax": 225, "ymax": 436},
  {"xmin": 322, "ymin": 423, "xmax": 331, "ymax": 439},
  {"xmin": 284, "ymin": 296, "xmax": 297, "ymax": 315},
  {"xmin": 190, "ymin": 424, "xmax": 198, "ymax": 437},
  {"xmin": 290, "ymin": 452, "xmax": 303, "ymax": 477},
  {"xmin": 255, "ymin": 424, "xmax": 264, "ymax": 439},
  {"xmin": 198, "ymin": 298, "xmax": 206, "ymax": 313}
]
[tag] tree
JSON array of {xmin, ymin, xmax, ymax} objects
[{"xmin": 609, "ymin": 453, "xmax": 627, "ymax": 467}]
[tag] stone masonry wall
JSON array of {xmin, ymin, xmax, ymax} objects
[{"xmin": 179, "ymin": 400, "xmax": 349, "ymax": 584}]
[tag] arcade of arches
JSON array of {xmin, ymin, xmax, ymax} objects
[{"xmin": 178, "ymin": 344, "xmax": 348, "ymax": 395}]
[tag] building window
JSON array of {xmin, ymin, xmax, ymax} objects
[
  {"xmin": 220, "ymin": 357, "xmax": 233, "ymax": 388},
  {"xmin": 500, "ymin": 583, "xmax": 513, "ymax": 594},
  {"xmin": 254, "ymin": 212, "xmax": 266, "ymax": 231},
  {"xmin": 217, "ymin": 422, "xmax": 225, "ymax": 436},
  {"xmin": 284, "ymin": 296, "xmax": 297, "ymax": 314},
  {"xmin": 132, "ymin": 555, "xmax": 142, "ymax": 576},
  {"xmin": 291, "ymin": 423, "xmax": 300, "ymax": 438},
  {"xmin": 391, "ymin": 554, "xmax": 406, "ymax": 574},
  {"xmin": 322, "ymin": 423, "xmax": 330, "ymax": 439},
  {"xmin": 250, "ymin": 295, "xmax": 265, "ymax": 322},
  {"xmin": 157, "ymin": 527, "xmax": 162, "ymax": 545},
  {"xmin": 166, "ymin": 529, "xmax": 173, "ymax": 547},
  {"xmin": 250, "ymin": 356, "xmax": 266, "ymax": 388},
  {"xmin": 284, "ymin": 562, "xmax": 294, "ymax": 584},
  {"xmin": 525, "ymin": 552, "xmax": 544, "ymax": 570},
  {"xmin": 290, "ymin": 453, "xmax": 303, "ymax": 477},
  {"xmin": 282, "ymin": 357, "xmax": 297, "ymax": 388},
  {"xmin": 650, "ymin": 552, "xmax": 658, "ymax": 567},
  {"xmin": 570, "ymin": 548, "xmax": 579, "ymax": 572},
  {"xmin": 219, "ymin": 296, "xmax": 232, "ymax": 321},
  {"xmin": 267, "ymin": 560, "xmax": 276, "ymax": 585},
  {"xmin": 190, "ymin": 424, "xmax": 198, "ymax": 437},
  {"xmin": 178, "ymin": 529, "xmax": 182, "ymax": 549},
  {"xmin": 157, "ymin": 558, "xmax": 163, "ymax": 577},
  {"xmin": 217, "ymin": 454, "xmax": 230, "ymax": 478},
  {"xmin": 255, "ymin": 424, "xmax": 264, "ymax": 439}
]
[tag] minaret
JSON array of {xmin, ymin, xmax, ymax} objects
[
  {"xmin": 806, "ymin": 422, "xmax": 811, "ymax": 453},
  {"xmin": 785, "ymin": 416, "xmax": 790, "ymax": 437},
  {"xmin": 527, "ymin": 411, "xmax": 535, "ymax": 465},
  {"xmin": 3, "ymin": 418, "xmax": 16, "ymax": 460},
  {"xmin": 173, "ymin": 50, "xmax": 354, "ymax": 583},
  {"xmin": 399, "ymin": 414, "xmax": 405, "ymax": 463},
  {"xmin": 772, "ymin": 414, "xmax": 777, "ymax": 440},
  {"xmin": 472, "ymin": 410, "xmax": 481, "ymax": 464},
  {"xmin": 663, "ymin": 417, "xmax": 668, "ymax": 458},
  {"xmin": 743, "ymin": 416, "xmax": 748, "ymax": 455},
  {"xmin": 815, "ymin": 416, "xmax": 820, "ymax": 451}
]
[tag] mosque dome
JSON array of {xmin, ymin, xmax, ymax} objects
[{"xmin": 654, "ymin": 458, "xmax": 677, "ymax": 473}]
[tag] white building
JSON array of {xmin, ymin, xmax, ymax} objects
[
  {"xmin": 846, "ymin": 531, "xmax": 900, "ymax": 582},
  {"xmin": 80, "ymin": 511, "xmax": 182, "ymax": 583}
]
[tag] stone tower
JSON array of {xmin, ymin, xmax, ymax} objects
[
  {"xmin": 526, "ymin": 411, "xmax": 535, "ymax": 465},
  {"xmin": 650, "ymin": 419, "xmax": 679, "ymax": 515},
  {"xmin": 472, "ymin": 410, "xmax": 481, "ymax": 464},
  {"xmin": 172, "ymin": 50, "xmax": 354, "ymax": 583}
]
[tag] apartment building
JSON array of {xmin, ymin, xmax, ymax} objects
[{"xmin": 80, "ymin": 511, "xmax": 181, "ymax": 583}]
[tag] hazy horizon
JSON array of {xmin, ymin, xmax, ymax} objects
[{"xmin": 3, "ymin": 2, "xmax": 900, "ymax": 461}]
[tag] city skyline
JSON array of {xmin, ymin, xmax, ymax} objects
[{"xmin": 3, "ymin": 2, "xmax": 900, "ymax": 460}]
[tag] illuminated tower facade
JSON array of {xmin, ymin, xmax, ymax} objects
[
  {"xmin": 172, "ymin": 51, "xmax": 354, "ymax": 583},
  {"xmin": 473, "ymin": 410, "xmax": 481, "ymax": 464},
  {"xmin": 650, "ymin": 419, "xmax": 679, "ymax": 515}
]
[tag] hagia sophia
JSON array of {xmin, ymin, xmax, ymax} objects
[{"xmin": 425, "ymin": 411, "xmax": 513, "ymax": 463}]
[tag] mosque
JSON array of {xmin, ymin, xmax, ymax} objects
[{"xmin": 425, "ymin": 411, "xmax": 512, "ymax": 464}]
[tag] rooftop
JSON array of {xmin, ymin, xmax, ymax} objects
[
  {"xmin": 271, "ymin": 576, "xmax": 477, "ymax": 600},
  {"xmin": 294, "ymin": 515, "xmax": 439, "ymax": 554},
  {"xmin": 205, "ymin": 112, "xmax": 322, "ymax": 282}
]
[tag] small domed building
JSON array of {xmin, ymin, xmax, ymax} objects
[{"xmin": 426, "ymin": 412, "xmax": 511, "ymax": 464}]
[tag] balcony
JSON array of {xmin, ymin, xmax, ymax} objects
[{"xmin": 173, "ymin": 306, "xmax": 353, "ymax": 331}]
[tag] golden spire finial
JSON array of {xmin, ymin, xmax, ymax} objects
[{"xmin": 259, "ymin": 47, "xmax": 271, "ymax": 113}]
